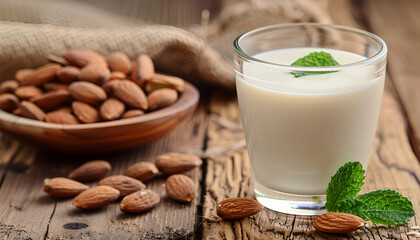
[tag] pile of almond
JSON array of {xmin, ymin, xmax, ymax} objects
[
  {"xmin": 42, "ymin": 152, "xmax": 202, "ymax": 213},
  {"xmin": 0, "ymin": 51, "xmax": 185, "ymax": 124}
]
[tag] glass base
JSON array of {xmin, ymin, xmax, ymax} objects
[{"xmin": 254, "ymin": 181, "xmax": 327, "ymax": 216}]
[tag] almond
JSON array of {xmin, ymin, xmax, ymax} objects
[
  {"xmin": 21, "ymin": 63, "xmax": 61, "ymax": 86},
  {"xmin": 217, "ymin": 198, "xmax": 264, "ymax": 220},
  {"xmin": 46, "ymin": 54, "xmax": 68, "ymax": 66},
  {"xmin": 100, "ymin": 98, "xmax": 125, "ymax": 121},
  {"xmin": 78, "ymin": 64, "xmax": 111, "ymax": 85},
  {"xmin": 31, "ymin": 89, "xmax": 71, "ymax": 111},
  {"xmin": 121, "ymin": 109, "xmax": 144, "ymax": 119},
  {"xmin": 146, "ymin": 73, "xmax": 185, "ymax": 93},
  {"xmin": 68, "ymin": 160, "xmax": 111, "ymax": 181},
  {"xmin": 0, "ymin": 80, "xmax": 19, "ymax": 94},
  {"xmin": 72, "ymin": 101, "xmax": 100, "ymax": 123},
  {"xmin": 46, "ymin": 110, "xmax": 79, "ymax": 124},
  {"xmin": 73, "ymin": 185, "xmax": 120, "ymax": 209},
  {"xmin": 19, "ymin": 101, "xmax": 46, "ymax": 121},
  {"xmin": 15, "ymin": 69, "xmax": 35, "ymax": 83},
  {"xmin": 99, "ymin": 175, "xmax": 145, "ymax": 197},
  {"xmin": 106, "ymin": 52, "xmax": 132, "ymax": 74},
  {"xmin": 147, "ymin": 88, "xmax": 178, "ymax": 111},
  {"xmin": 120, "ymin": 189, "xmax": 160, "ymax": 213},
  {"xmin": 55, "ymin": 106, "xmax": 72, "ymax": 113},
  {"xmin": 155, "ymin": 153, "xmax": 202, "ymax": 175},
  {"xmin": 110, "ymin": 71, "xmax": 126, "ymax": 80},
  {"xmin": 56, "ymin": 66, "xmax": 80, "ymax": 83},
  {"xmin": 14, "ymin": 86, "xmax": 43, "ymax": 100},
  {"xmin": 68, "ymin": 81, "xmax": 107, "ymax": 106},
  {"xmin": 113, "ymin": 80, "xmax": 148, "ymax": 110},
  {"xmin": 0, "ymin": 93, "xmax": 19, "ymax": 112},
  {"xmin": 313, "ymin": 212, "xmax": 367, "ymax": 233},
  {"xmin": 101, "ymin": 79, "xmax": 120, "ymax": 95},
  {"xmin": 43, "ymin": 177, "xmax": 88, "ymax": 198},
  {"xmin": 124, "ymin": 162, "xmax": 158, "ymax": 181},
  {"xmin": 43, "ymin": 82, "xmax": 68, "ymax": 91},
  {"xmin": 131, "ymin": 54, "xmax": 154, "ymax": 88},
  {"xmin": 63, "ymin": 50, "xmax": 107, "ymax": 68},
  {"xmin": 12, "ymin": 108, "xmax": 22, "ymax": 116},
  {"xmin": 165, "ymin": 174, "xmax": 196, "ymax": 203}
]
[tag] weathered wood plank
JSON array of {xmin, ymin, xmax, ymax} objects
[{"xmin": 0, "ymin": 102, "xmax": 207, "ymax": 239}]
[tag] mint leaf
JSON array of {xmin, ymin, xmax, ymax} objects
[
  {"xmin": 291, "ymin": 51, "xmax": 340, "ymax": 78},
  {"xmin": 338, "ymin": 190, "xmax": 415, "ymax": 225},
  {"xmin": 325, "ymin": 162, "xmax": 365, "ymax": 212}
]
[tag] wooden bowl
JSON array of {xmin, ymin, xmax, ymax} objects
[{"xmin": 0, "ymin": 82, "xmax": 199, "ymax": 153}]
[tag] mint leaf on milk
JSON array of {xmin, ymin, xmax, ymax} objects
[
  {"xmin": 338, "ymin": 190, "xmax": 415, "ymax": 225},
  {"xmin": 291, "ymin": 51, "xmax": 340, "ymax": 78},
  {"xmin": 325, "ymin": 162, "xmax": 365, "ymax": 212}
]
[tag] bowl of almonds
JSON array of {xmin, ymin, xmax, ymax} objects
[{"xmin": 0, "ymin": 50, "xmax": 199, "ymax": 153}]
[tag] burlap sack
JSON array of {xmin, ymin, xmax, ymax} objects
[{"xmin": 0, "ymin": 0, "xmax": 331, "ymax": 89}]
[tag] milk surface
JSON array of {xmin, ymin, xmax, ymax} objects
[{"xmin": 236, "ymin": 48, "xmax": 384, "ymax": 195}]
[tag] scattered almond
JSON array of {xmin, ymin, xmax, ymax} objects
[
  {"xmin": 21, "ymin": 63, "xmax": 61, "ymax": 86},
  {"xmin": 43, "ymin": 82, "xmax": 68, "ymax": 91},
  {"xmin": 146, "ymin": 73, "xmax": 185, "ymax": 93},
  {"xmin": 313, "ymin": 212, "xmax": 367, "ymax": 233},
  {"xmin": 46, "ymin": 54, "xmax": 68, "ymax": 66},
  {"xmin": 30, "ymin": 89, "xmax": 71, "ymax": 111},
  {"xmin": 15, "ymin": 69, "xmax": 35, "ymax": 83},
  {"xmin": 110, "ymin": 71, "xmax": 126, "ymax": 80},
  {"xmin": 73, "ymin": 185, "xmax": 120, "ymax": 209},
  {"xmin": 107, "ymin": 52, "xmax": 132, "ymax": 74},
  {"xmin": 100, "ymin": 98, "xmax": 125, "ymax": 121},
  {"xmin": 68, "ymin": 81, "xmax": 107, "ymax": 106},
  {"xmin": 113, "ymin": 79, "xmax": 148, "ymax": 110},
  {"xmin": 45, "ymin": 110, "xmax": 79, "ymax": 124},
  {"xmin": 19, "ymin": 101, "xmax": 46, "ymax": 121},
  {"xmin": 147, "ymin": 88, "xmax": 178, "ymax": 111},
  {"xmin": 101, "ymin": 79, "xmax": 120, "ymax": 95},
  {"xmin": 63, "ymin": 50, "xmax": 107, "ymax": 68},
  {"xmin": 43, "ymin": 177, "xmax": 89, "ymax": 198},
  {"xmin": 14, "ymin": 86, "xmax": 43, "ymax": 100},
  {"xmin": 0, "ymin": 93, "xmax": 19, "ymax": 111},
  {"xmin": 68, "ymin": 160, "xmax": 111, "ymax": 181},
  {"xmin": 155, "ymin": 153, "xmax": 202, "ymax": 175},
  {"xmin": 120, "ymin": 189, "xmax": 160, "ymax": 213},
  {"xmin": 121, "ymin": 109, "xmax": 144, "ymax": 119},
  {"xmin": 0, "ymin": 80, "xmax": 19, "ymax": 94},
  {"xmin": 217, "ymin": 198, "xmax": 264, "ymax": 220},
  {"xmin": 72, "ymin": 101, "xmax": 100, "ymax": 123},
  {"xmin": 78, "ymin": 64, "xmax": 111, "ymax": 85},
  {"xmin": 131, "ymin": 54, "xmax": 154, "ymax": 88},
  {"xmin": 124, "ymin": 162, "xmax": 158, "ymax": 181},
  {"xmin": 165, "ymin": 174, "xmax": 196, "ymax": 203},
  {"xmin": 56, "ymin": 66, "xmax": 80, "ymax": 83},
  {"xmin": 99, "ymin": 175, "xmax": 145, "ymax": 197}
]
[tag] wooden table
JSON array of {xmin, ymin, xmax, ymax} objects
[{"xmin": 1, "ymin": 0, "xmax": 420, "ymax": 239}]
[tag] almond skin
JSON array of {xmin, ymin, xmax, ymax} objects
[
  {"xmin": 73, "ymin": 185, "xmax": 120, "ymax": 209},
  {"xmin": 217, "ymin": 198, "xmax": 264, "ymax": 220},
  {"xmin": 43, "ymin": 177, "xmax": 89, "ymax": 198},
  {"xmin": 0, "ymin": 80, "xmax": 19, "ymax": 94},
  {"xmin": 0, "ymin": 93, "xmax": 19, "ymax": 112},
  {"xmin": 21, "ymin": 63, "xmax": 61, "ymax": 86},
  {"xmin": 99, "ymin": 175, "xmax": 145, "ymax": 197},
  {"xmin": 30, "ymin": 89, "xmax": 71, "ymax": 111},
  {"xmin": 68, "ymin": 160, "xmax": 111, "ymax": 181},
  {"xmin": 146, "ymin": 73, "xmax": 185, "ymax": 93},
  {"xmin": 78, "ymin": 64, "xmax": 111, "ymax": 85},
  {"xmin": 165, "ymin": 174, "xmax": 196, "ymax": 203},
  {"xmin": 43, "ymin": 82, "xmax": 68, "ymax": 91},
  {"xmin": 147, "ymin": 88, "xmax": 178, "ymax": 111},
  {"xmin": 155, "ymin": 152, "xmax": 202, "ymax": 175},
  {"xmin": 14, "ymin": 86, "xmax": 43, "ymax": 100},
  {"xmin": 56, "ymin": 66, "xmax": 80, "ymax": 83},
  {"xmin": 113, "ymin": 80, "xmax": 148, "ymax": 110},
  {"xmin": 121, "ymin": 109, "xmax": 144, "ymax": 119},
  {"xmin": 106, "ymin": 52, "xmax": 132, "ymax": 74},
  {"xmin": 313, "ymin": 212, "xmax": 367, "ymax": 233},
  {"xmin": 63, "ymin": 50, "xmax": 107, "ymax": 68},
  {"xmin": 101, "ymin": 79, "xmax": 120, "ymax": 95},
  {"xmin": 120, "ymin": 189, "xmax": 160, "ymax": 213},
  {"xmin": 46, "ymin": 110, "xmax": 79, "ymax": 124},
  {"xmin": 131, "ymin": 54, "xmax": 154, "ymax": 88},
  {"xmin": 72, "ymin": 101, "xmax": 100, "ymax": 123},
  {"xmin": 110, "ymin": 71, "xmax": 126, "ymax": 80},
  {"xmin": 124, "ymin": 162, "xmax": 158, "ymax": 181},
  {"xmin": 100, "ymin": 98, "xmax": 125, "ymax": 121},
  {"xmin": 68, "ymin": 81, "xmax": 107, "ymax": 106},
  {"xmin": 19, "ymin": 101, "xmax": 46, "ymax": 121},
  {"xmin": 15, "ymin": 69, "xmax": 35, "ymax": 83}
]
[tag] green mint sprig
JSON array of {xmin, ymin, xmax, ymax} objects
[
  {"xmin": 291, "ymin": 51, "xmax": 340, "ymax": 78},
  {"xmin": 326, "ymin": 162, "xmax": 415, "ymax": 225}
]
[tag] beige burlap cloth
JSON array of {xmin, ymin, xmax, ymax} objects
[{"xmin": 0, "ymin": 0, "xmax": 331, "ymax": 89}]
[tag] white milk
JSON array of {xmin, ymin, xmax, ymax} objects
[{"xmin": 236, "ymin": 48, "xmax": 384, "ymax": 195}]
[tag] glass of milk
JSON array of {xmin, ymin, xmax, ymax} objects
[{"xmin": 234, "ymin": 23, "xmax": 387, "ymax": 215}]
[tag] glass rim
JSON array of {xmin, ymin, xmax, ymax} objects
[{"xmin": 233, "ymin": 23, "xmax": 387, "ymax": 71}]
